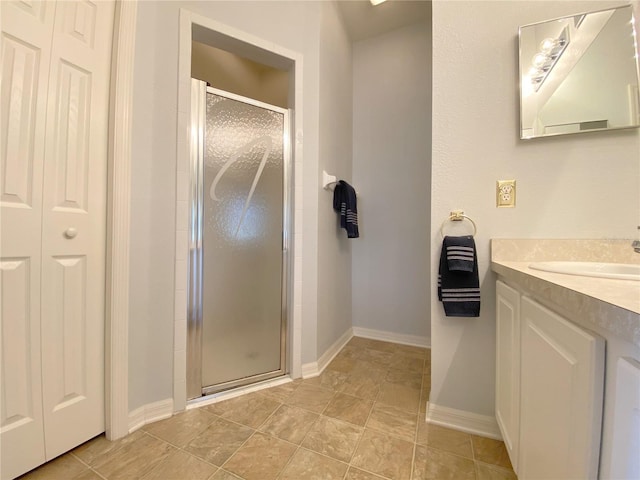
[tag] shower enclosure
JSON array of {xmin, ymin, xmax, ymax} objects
[{"xmin": 187, "ymin": 79, "xmax": 290, "ymax": 399}]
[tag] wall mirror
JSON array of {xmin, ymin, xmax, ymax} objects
[{"xmin": 519, "ymin": 5, "xmax": 640, "ymax": 139}]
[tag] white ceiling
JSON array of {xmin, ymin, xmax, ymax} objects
[{"xmin": 336, "ymin": 0, "xmax": 431, "ymax": 42}]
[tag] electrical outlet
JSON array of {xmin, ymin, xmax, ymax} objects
[{"xmin": 497, "ymin": 180, "xmax": 516, "ymax": 207}]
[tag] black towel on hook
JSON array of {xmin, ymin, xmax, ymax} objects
[
  {"xmin": 333, "ymin": 180, "xmax": 359, "ymax": 238},
  {"xmin": 438, "ymin": 235, "xmax": 480, "ymax": 317}
]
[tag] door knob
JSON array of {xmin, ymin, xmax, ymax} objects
[{"xmin": 64, "ymin": 227, "xmax": 78, "ymax": 239}]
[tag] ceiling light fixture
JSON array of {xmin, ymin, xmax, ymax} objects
[{"xmin": 370, "ymin": 0, "xmax": 388, "ymax": 5}]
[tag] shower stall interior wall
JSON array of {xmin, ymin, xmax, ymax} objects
[{"xmin": 187, "ymin": 79, "xmax": 290, "ymax": 399}]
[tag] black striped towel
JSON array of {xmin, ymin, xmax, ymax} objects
[
  {"xmin": 438, "ymin": 235, "xmax": 480, "ymax": 317},
  {"xmin": 333, "ymin": 180, "xmax": 359, "ymax": 238},
  {"xmin": 445, "ymin": 235, "xmax": 475, "ymax": 272}
]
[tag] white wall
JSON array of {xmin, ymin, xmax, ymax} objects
[
  {"xmin": 430, "ymin": 0, "xmax": 640, "ymax": 418},
  {"xmin": 352, "ymin": 21, "xmax": 432, "ymax": 341},
  {"xmin": 316, "ymin": 1, "xmax": 354, "ymax": 357},
  {"xmin": 129, "ymin": 0, "xmax": 323, "ymax": 412}
]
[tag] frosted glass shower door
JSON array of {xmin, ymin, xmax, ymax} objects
[{"xmin": 199, "ymin": 88, "xmax": 288, "ymax": 394}]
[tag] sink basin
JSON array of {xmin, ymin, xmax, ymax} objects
[{"xmin": 529, "ymin": 261, "xmax": 640, "ymax": 281}]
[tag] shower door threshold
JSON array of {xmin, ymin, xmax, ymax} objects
[
  {"xmin": 188, "ymin": 375, "xmax": 293, "ymax": 409},
  {"xmin": 201, "ymin": 370, "xmax": 288, "ymax": 397}
]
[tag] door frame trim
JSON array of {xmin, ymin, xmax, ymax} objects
[
  {"xmin": 105, "ymin": 5, "xmax": 306, "ymax": 438},
  {"xmin": 105, "ymin": 0, "xmax": 137, "ymax": 441},
  {"xmin": 186, "ymin": 79, "xmax": 206, "ymax": 401}
]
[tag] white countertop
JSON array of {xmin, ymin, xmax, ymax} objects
[
  {"xmin": 491, "ymin": 260, "xmax": 640, "ymax": 315},
  {"xmin": 491, "ymin": 239, "xmax": 640, "ymax": 347}
]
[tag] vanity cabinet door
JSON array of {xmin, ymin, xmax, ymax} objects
[
  {"xmin": 519, "ymin": 297, "xmax": 605, "ymax": 480},
  {"xmin": 495, "ymin": 280, "xmax": 521, "ymax": 472},
  {"xmin": 608, "ymin": 357, "xmax": 640, "ymax": 480}
]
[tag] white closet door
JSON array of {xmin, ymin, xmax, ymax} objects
[
  {"xmin": 40, "ymin": 0, "xmax": 114, "ymax": 459},
  {"xmin": 2, "ymin": 0, "xmax": 114, "ymax": 475},
  {"xmin": 1, "ymin": 2, "xmax": 55, "ymax": 478}
]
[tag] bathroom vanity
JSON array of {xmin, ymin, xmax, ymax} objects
[{"xmin": 491, "ymin": 239, "xmax": 640, "ymax": 480}]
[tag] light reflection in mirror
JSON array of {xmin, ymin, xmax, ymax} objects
[{"xmin": 519, "ymin": 5, "xmax": 640, "ymax": 139}]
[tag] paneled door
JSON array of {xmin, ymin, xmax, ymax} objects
[
  {"xmin": 1, "ymin": 1, "xmax": 115, "ymax": 478},
  {"xmin": 1, "ymin": 1, "xmax": 53, "ymax": 476},
  {"xmin": 519, "ymin": 297, "xmax": 604, "ymax": 480},
  {"xmin": 495, "ymin": 280, "xmax": 520, "ymax": 473}
]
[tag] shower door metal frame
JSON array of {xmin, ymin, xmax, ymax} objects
[{"xmin": 187, "ymin": 80, "xmax": 292, "ymax": 400}]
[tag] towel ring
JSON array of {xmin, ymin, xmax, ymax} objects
[{"xmin": 440, "ymin": 211, "xmax": 477, "ymax": 238}]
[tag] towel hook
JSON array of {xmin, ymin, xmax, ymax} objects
[
  {"xmin": 322, "ymin": 170, "xmax": 338, "ymax": 190},
  {"xmin": 440, "ymin": 210, "xmax": 477, "ymax": 238}
]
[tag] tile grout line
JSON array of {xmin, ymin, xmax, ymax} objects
[
  {"xmin": 91, "ymin": 469, "xmax": 109, "ymax": 480},
  {"xmin": 279, "ymin": 445, "xmax": 355, "ymax": 480},
  {"xmin": 68, "ymin": 429, "xmax": 143, "ymax": 477},
  {"xmin": 470, "ymin": 430, "xmax": 477, "ymax": 462},
  {"xmin": 142, "ymin": 409, "xmax": 219, "ymax": 451},
  {"xmin": 220, "ymin": 418, "xmax": 274, "ymax": 478},
  {"xmin": 258, "ymin": 379, "xmax": 360, "ymax": 479},
  {"xmin": 410, "ymin": 348, "xmax": 427, "ymax": 479},
  {"xmin": 475, "ymin": 459, "xmax": 517, "ymax": 473},
  {"xmin": 410, "ymin": 352, "xmax": 429, "ymax": 480},
  {"xmin": 274, "ymin": 441, "xmax": 302, "ymax": 479},
  {"xmin": 219, "ymin": 398, "xmax": 327, "ymax": 480},
  {"xmin": 297, "ymin": 368, "xmax": 375, "ymax": 476},
  {"xmin": 148, "ymin": 410, "xmax": 229, "ymax": 469},
  {"xmin": 142, "ymin": 429, "xmax": 222, "ymax": 471},
  {"xmin": 171, "ymin": 406, "xmax": 266, "ymax": 477},
  {"xmin": 270, "ymin": 386, "xmax": 336, "ymax": 480},
  {"xmin": 319, "ymin": 339, "xmax": 390, "ymax": 478},
  {"xmin": 68, "ymin": 451, "xmax": 109, "ymax": 480},
  {"xmin": 343, "ymin": 345, "xmax": 389, "ymax": 478},
  {"xmin": 217, "ymin": 429, "xmax": 266, "ymax": 477}
]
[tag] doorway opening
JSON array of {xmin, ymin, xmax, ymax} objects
[{"xmin": 175, "ymin": 14, "xmax": 304, "ymax": 409}]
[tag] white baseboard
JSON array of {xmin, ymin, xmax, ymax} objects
[
  {"xmin": 301, "ymin": 362, "xmax": 319, "ymax": 378},
  {"xmin": 317, "ymin": 328, "xmax": 354, "ymax": 373},
  {"xmin": 300, "ymin": 327, "xmax": 430, "ymax": 378},
  {"xmin": 128, "ymin": 398, "xmax": 174, "ymax": 433},
  {"xmin": 301, "ymin": 327, "xmax": 354, "ymax": 379},
  {"xmin": 426, "ymin": 402, "xmax": 502, "ymax": 440},
  {"xmin": 352, "ymin": 326, "xmax": 431, "ymax": 348}
]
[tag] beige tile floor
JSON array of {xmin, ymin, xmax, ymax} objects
[{"xmin": 20, "ymin": 337, "xmax": 517, "ymax": 480}]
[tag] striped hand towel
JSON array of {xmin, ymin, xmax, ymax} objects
[
  {"xmin": 333, "ymin": 180, "xmax": 359, "ymax": 238},
  {"xmin": 438, "ymin": 235, "xmax": 480, "ymax": 317},
  {"xmin": 445, "ymin": 235, "xmax": 475, "ymax": 272}
]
